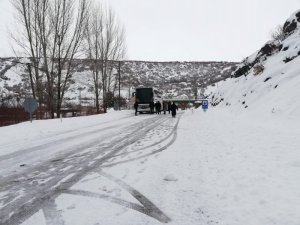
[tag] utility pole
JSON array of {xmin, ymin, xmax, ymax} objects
[{"xmin": 118, "ymin": 61, "xmax": 121, "ymax": 110}]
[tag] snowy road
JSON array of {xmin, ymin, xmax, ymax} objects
[
  {"xmin": 1, "ymin": 108, "xmax": 299, "ymax": 225},
  {"xmin": 0, "ymin": 113, "xmax": 180, "ymax": 225}
]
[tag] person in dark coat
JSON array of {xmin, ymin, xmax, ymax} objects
[
  {"xmin": 163, "ymin": 102, "xmax": 167, "ymax": 114},
  {"xmin": 170, "ymin": 102, "xmax": 178, "ymax": 118},
  {"xmin": 167, "ymin": 102, "xmax": 172, "ymax": 114},
  {"xmin": 154, "ymin": 102, "xmax": 158, "ymax": 114},
  {"xmin": 134, "ymin": 102, "xmax": 138, "ymax": 116},
  {"xmin": 149, "ymin": 101, "xmax": 155, "ymax": 114},
  {"xmin": 157, "ymin": 101, "xmax": 162, "ymax": 114}
]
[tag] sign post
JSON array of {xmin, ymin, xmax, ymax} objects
[
  {"xmin": 23, "ymin": 98, "xmax": 38, "ymax": 122},
  {"xmin": 202, "ymin": 100, "xmax": 209, "ymax": 112}
]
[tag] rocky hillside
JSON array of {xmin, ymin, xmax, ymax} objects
[
  {"xmin": 212, "ymin": 9, "xmax": 300, "ymax": 118},
  {"xmin": 0, "ymin": 58, "xmax": 237, "ymax": 106}
]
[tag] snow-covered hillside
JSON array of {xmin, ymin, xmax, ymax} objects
[
  {"xmin": 0, "ymin": 59, "xmax": 237, "ymax": 106},
  {"xmin": 212, "ymin": 10, "xmax": 300, "ymax": 120}
]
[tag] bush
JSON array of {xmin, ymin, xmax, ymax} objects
[
  {"xmin": 253, "ymin": 64, "xmax": 264, "ymax": 75},
  {"xmin": 283, "ymin": 19, "xmax": 297, "ymax": 35},
  {"xmin": 233, "ymin": 58, "xmax": 253, "ymax": 78},
  {"xmin": 259, "ymin": 43, "xmax": 278, "ymax": 56},
  {"xmin": 271, "ymin": 25, "xmax": 286, "ymax": 42}
]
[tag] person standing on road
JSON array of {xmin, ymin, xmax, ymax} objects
[
  {"xmin": 163, "ymin": 102, "xmax": 167, "ymax": 114},
  {"xmin": 157, "ymin": 101, "xmax": 162, "ymax": 114},
  {"xmin": 134, "ymin": 102, "xmax": 138, "ymax": 116},
  {"xmin": 170, "ymin": 102, "xmax": 178, "ymax": 118},
  {"xmin": 155, "ymin": 101, "xmax": 159, "ymax": 114},
  {"xmin": 168, "ymin": 102, "xmax": 171, "ymax": 114},
  {"xmin": 150, "ymin": 101, "xmax": 155, "ymax": 114}
]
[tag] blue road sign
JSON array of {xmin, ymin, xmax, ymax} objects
[
  {"xmin": 202, "ymin": 100, "xmax": 208, "ymax": 110},
  {"xmin": 23, "ymin": 98, "xmax": 38, "ymax": 113},
  {"xmin": 23, "ymin": 98, "xmax": 38, "ymax": 123}
]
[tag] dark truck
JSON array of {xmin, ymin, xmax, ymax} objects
[{"xmin": 133, "ymin": 87, "xmax": 162, "ymax": 113}]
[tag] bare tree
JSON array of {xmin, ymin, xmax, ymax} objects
[
  {"xmin": 11, "ymin": 0, "xmax": 90, "ymax": 118},
  {"xmin": 39, "ymin": 0, "xmax": 90, "ymax": 118},
  {"xmin": 85, "ymin": 3, "xmax": 104, "ymax": 114},
  {"xmin": 10, "ymin": 0, "xmax": 45, "ymax": 117},
  {"xmin": 271, "ymin": 25, "xmax": 286, "ymax": 42},
  {"xmin": 85, "ymin": 3, "xmax": 126, "ymax": 113}
]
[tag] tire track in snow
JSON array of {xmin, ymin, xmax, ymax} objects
[
  {"xmin": 0, "ymin": 115, "xmax": 177, "ymax": 225},
  {"xmin": 0, "ymin": 115, "xmax": 135, "ymax": 163},
  {"xmin": 0, "ymin": 114, "xmax": 133, "ymax": 153},
  {"xmin": 102, "ymin": 114, "xmax": 181, "ymax": 168}
]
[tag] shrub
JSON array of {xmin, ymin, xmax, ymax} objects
[
  {"xmin": 233, "ymin": 58, "xmax": 253, "ymax": 78},
  {"xmin": 283, "ymin": 19, "xmax": 297, "ymax": 35},
  {"xmin": 271, "ymin": 25, "xmax": 286, "ymax": 42},
  {"xmin": 253, "ymin": 64, "xmax": 264, "ymax": 75}
]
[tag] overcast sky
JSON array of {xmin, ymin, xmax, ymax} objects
[{"xmin": 0, "ymin": 0, "xmax": 300, "ymax": 62}]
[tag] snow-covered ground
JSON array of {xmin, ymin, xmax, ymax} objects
[
  {"xmin": 2, "ymin": 9, "xmax": 300, "ymax": 225},
  {"xmin": 0, "ymin": 106, "xmax": 299, "ymax": 225}
]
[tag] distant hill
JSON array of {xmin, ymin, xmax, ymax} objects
[{"xmin": 0, "ymin": 58, "xmax": 237, "ymax": 107}]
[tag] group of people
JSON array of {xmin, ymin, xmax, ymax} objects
[
  {"xmin": 134, "ymin": 101, "xmax": 178, "ymax": 117},
  {"xmin": 149, "ymin": 101, "xmax": 162, "ymax": 114}
]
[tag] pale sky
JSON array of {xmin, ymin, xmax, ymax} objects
[{"xmin": 1, "ymin": 0, "xmax": 300, "ymax": 62}]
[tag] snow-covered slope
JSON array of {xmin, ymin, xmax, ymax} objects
[
  {"xmin": 0, "ymin": 59, "xmax": 237, "ymax": 106},
  {"xmin": 212, "ymin": 10, "xmax": 300, "ymax": 120}
]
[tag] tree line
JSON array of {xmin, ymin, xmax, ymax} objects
[{"xmin": 10, "ymin": 0, "xmax": 126, "ymax": 118}]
